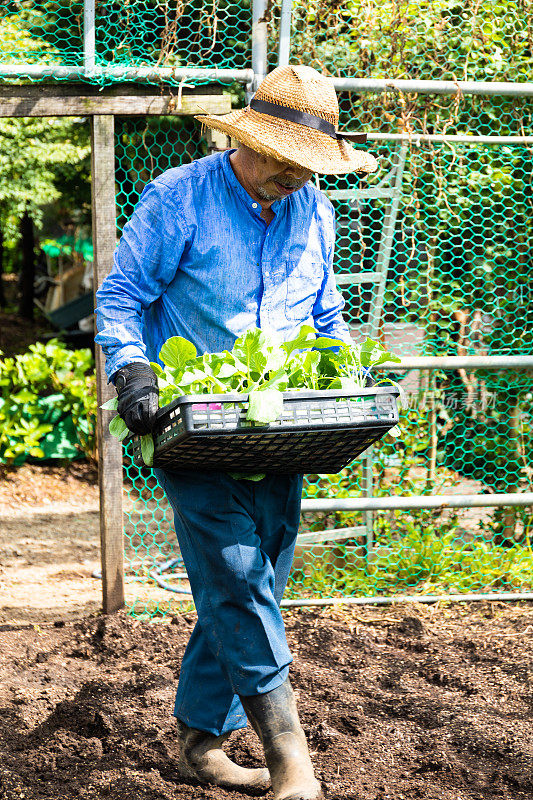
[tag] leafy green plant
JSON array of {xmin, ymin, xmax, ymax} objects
[
  {"xmin": 0, "ymin": 340, "xmax": 96, "ymax": 463},
  {"xmin": 287, "ymin": 508, "xmax": 533, "ymax": 599},
  {"xmin": 107, "ymin": 325, "xmax": 403, "ymax": 468},
  {"xmin": 152, "ymin": 325, "xmax": 401, "ymax": 402}
]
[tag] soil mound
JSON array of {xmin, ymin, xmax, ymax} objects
[{"xmin": 0, "ymin": 603, "xmax": 532, "ymax": 799}]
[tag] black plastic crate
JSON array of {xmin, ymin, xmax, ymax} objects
[{"xmin": 130, "ymin": 386, "xmax": 400, "ymax": 474}]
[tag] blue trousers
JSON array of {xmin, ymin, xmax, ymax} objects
[{"xmin": 154, "ymin": 469, "xmax": 303, "ymax": 737}]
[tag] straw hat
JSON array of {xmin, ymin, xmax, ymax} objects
[{"xmin": 195, "ymin": 65, "xmax": 378, "ymax": 176}]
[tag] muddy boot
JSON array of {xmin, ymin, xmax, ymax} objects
[
  {"xmin": 175, "ymin": 718, "xmax": 270, "ymax": 793},
  {"xmin": 240, "ymin": 678, "xmax": 324, "ymax": 800}
]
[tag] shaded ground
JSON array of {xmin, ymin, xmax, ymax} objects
[
  {"xmin": 0, "ymin": 309, "xmax": 51, "ymax": 358},
  {"xmin": 0, "ymin": 464, "xmax": 188, "ymax": 623},
  {"xmin": 0, "ymin": 277, "xmax": 93, "ymax": 359},
  {"xmin": 0, "ymin": 462, "xmax": 98, "ymax": 510},
  {"xmin": 0, "ymin": 603, "xmax": 532, "ymax": 800}
]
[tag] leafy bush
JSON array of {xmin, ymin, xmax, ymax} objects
[{"xmin": 0, "ymin": 340, "xmax": 96, "ymax": 464}]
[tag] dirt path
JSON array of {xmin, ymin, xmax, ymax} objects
[
  {"xmin": 0, "ymin": 465, "xmax": 101, "ymax": 623},
  {"xmin": 0, "ymin": 464, "xmax": 194, "ymax": 622},
  {"xmin": 0, "ymin": 603, "xmax": 532, "ymax": 800}
]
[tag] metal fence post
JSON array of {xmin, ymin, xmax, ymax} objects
[
  {"xmin": 362, "ymin": 143, "xmax": 408, "ymax": 558},
  {"xmin": 91, "ymin": 114, "xmax": 125, "ymax": 614},
  {"xmin": 367, "ymin": 142, "xmax": 408, "ymax": 339},
  {"xmin": 250, "ymin": 0, "xmax": 269, "ymax": 97},
  {"xmin": 278, "ymin": 0, "xmax": 293, "ymax": 67},
  {"xmin": 83, "ymin": 0, "xmax": 95, "ymax": 77}
]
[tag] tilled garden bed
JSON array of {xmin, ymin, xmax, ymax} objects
[{"xmin": 0, "ymin": 603, "xmax": 532, "ymax": 800}]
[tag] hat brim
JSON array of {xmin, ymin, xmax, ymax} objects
[{"xmin": 195, "ymin": 107, "xmax": 378, "ymax": 176}]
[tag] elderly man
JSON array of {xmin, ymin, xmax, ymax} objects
[{"xmin": 95, "ymin": 65, "xmax": 377, "ymax": 800}]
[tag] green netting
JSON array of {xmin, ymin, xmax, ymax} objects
[
  {"xmin": 4, "ymin": 1, "xmax": 531, "ymax": 87},
  {"xmin": 5, "ymin": 2, "xmax": 531, "ymax": 614},
  {"xmin": 270, "ymin": 0, "xmax": 532, "ymax": 81},
  {"xmin": 322, "ymin": 136, "xmax": 533, "ymax": 355},
  {"xmin": 0, "ymin": 0, "xmax": 251, "ymax": 85}
]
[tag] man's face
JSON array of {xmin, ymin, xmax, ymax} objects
[{"xmin": 240, "ymin": 146, "xmax": 313, "ymax": 202}]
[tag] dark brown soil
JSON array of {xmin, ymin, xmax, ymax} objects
[
  {"xmin": 0, "ymin": 310, "xmax": 51, "ymax": 358},
  {"xmin": 0, "ymin": 603, "xmax": 532, "ymax": 800}
]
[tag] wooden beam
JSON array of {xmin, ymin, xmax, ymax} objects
[
  {"xmin": 0, "ymin": 81, "xmax": 226, "ymax": 97},
  {"xmin": 91, "ymin": 114, "xmax": 125, "ymax": 614},
  {"xmin": 0, "ymin": 87, "xmax": 231, "ymax": 117}
]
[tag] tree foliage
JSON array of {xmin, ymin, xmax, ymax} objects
[
  {"xmin": 0, "ymin": 117, "xmax": 90, "ymax": 244},
  {"xmin": 286, "ymin": 0, "xmax": 533, "ymax": 82},
  {"xmin": 0, "ymin": 12, "xmax": 91, "ymax": 266}
]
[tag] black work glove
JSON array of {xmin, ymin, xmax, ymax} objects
[{"xmin": 113, "ymin": 362, "xmax": 159, "ymax": 435}]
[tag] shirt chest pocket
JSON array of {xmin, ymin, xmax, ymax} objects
[{"xmin": 285, "ymin": 259, "xmax": 324, "ymax": 322}]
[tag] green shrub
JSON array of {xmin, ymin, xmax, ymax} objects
[
  {"xmin": 0, "ymin": 340, "xmax": 96, "ymax": 464},
  {"xmin": 288, "ymin": 508, "xmax": 533, "ymax": 599}
]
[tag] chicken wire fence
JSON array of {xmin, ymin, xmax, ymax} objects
[
  {"xmin": 0, "ymin": 0, "xmax": 252, "ymax": 82},
  {"xmin": 2, "ymin": 1, "xmax": 531, "ymax": 85},
  {"xmin": 2, "ymin": 1, "xmax": 532, "ymax": 615},
  {"xmin": 115, "ymin": 104, "xmax": 533, "ymax": 617}
]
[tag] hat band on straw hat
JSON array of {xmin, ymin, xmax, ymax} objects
[{"xmin": 249, "ymin": 97, "xmax": 367, "ymax": 144}]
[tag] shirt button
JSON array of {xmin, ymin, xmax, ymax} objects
[{"xmin": 252, "ymin": 203, "xmax": 258, "ymax": 209}]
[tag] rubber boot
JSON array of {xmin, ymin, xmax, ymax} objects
[
  {"xmin": 240, "ymin": 678, "xmax": 324, "ymax": 800},
  {"xmin": 175, "ymin": 719, "xmax": 270, "ymax": 793}
]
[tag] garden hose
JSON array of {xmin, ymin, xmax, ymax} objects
[
  {"xmin": 149, "ymin": 556, "xmax": 192, "ymax": 594},
  {"xmin": 92, "ymin": 556, "xmax": 192, "ymax": 594}
]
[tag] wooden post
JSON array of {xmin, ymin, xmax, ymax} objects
[
  {"xmin": 91, "ymin": 114, "xmax": 125, "ymax": 613},
  {"xmin": 205, "ymin": 127, "xmax": 231, "ymax": 154}
]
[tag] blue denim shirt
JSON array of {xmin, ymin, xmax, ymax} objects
[{"xmin": 95, "ymin": 149, "xmax": 351, "ymax": 380}]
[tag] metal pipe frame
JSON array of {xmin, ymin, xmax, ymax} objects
[
  {"xmin": 301, "ymin": 493, "xmax": 533, "ymax": 513},
  {"xmin": 333, "ymin": 78, "xmax": 533, "ymax": 96},
  {"xmin": 251, "ymin": 0, "xmax": 269, "ymax": 93},
  {"xmin": 83, "ymin": 0, "xmax": 95, "ymax": 76},
  {"xmin": 376, "ymin": 355, "xmax": 533, "ymax": 370},
  {"xmin": 0, "ymin": 64, "xmax": 254, "ymax": 83},
  {"xmin": 277, "ymin": 0, "xmax": 293, "ymax": 67},
  {"xmin": 281, "ymin": 591, "xmax": 533, "ymax": 608},
  {"xmin": 359, "ymin": 142, "xmax": 408, "ymax": 554},
  {"xmin": 368, "ymin": 133, "xmax": 533, "ymax": 145},
  {"xmin": 367, "ymin": 143, "xmax": 408, "ymax": 340},
  {"xmin": 4, "ymin": 65, "xmax": 533, "ymax": 101}
]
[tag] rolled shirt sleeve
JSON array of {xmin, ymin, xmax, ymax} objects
[
  {"xmin": 312, "ymin": 202, "xmax": 352, "ymax": 345},
  {"xmin": 95, "ymin": 180, "xmax": 189, "ymax": 381}
]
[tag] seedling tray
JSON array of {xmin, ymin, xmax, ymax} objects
[{"xmin": 130, "ymin": 386, "xmax": 400, "ymax": 474}]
